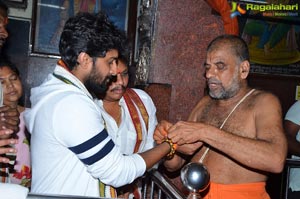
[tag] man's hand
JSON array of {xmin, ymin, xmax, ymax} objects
[
  {"xmin": 167, "ymin": 121, "xmax": 208, "ymax": 145},
  {"xmin": 153, "ymin": 120, "xmax": 173, "ymax": 144},
  {"xmin": 0, "ymin": 106, "xmax": 20, "ymax": 133},
  {"xmin": 176, "ymin": 142, "xmax": 203, "ymax": 155}
]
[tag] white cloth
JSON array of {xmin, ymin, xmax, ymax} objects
[
  {"xmin": 0, "ymin": 183, "xmax": 29, "ymax": 199},
  {"xmin": 285, "ymin": 100, "xmax": 300, "ymax": 191},
  {"xmin": 24, "ymin": 65, "xmax": 146, "ymax": 197},
  {"xmin": 95, "ymin": 88, "xmax": 157, "ymax": 155}
]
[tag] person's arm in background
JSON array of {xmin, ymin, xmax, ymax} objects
[
  {"xmin": 284, "ymin": 120, "xmax": 300, "ymax": 156},
  {"xmin": 284, "ymin": 101, "xmax": 300, "ymax": 157},
  {"xmin": 0, "ymin": 89, "xmax": 20, "ymax": 161},
  {"xmin": 0, "ymin": 101, "xmax": 19, "ymax": 163},
  {"xmin": 0, "ymin": 105, "xmax": 20, "ymax": 139},
  {"xmin": 0, "ymin": 129, "xmax": 17, "ymax": 163}
]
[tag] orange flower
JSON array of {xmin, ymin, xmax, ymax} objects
[{"xmin": 12, "ymin": 165, "xmax": 31, "ymax": 179}]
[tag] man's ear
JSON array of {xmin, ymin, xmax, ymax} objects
[
  {"xmin": 77, "ymin": 52, "xmax": 92, "ymax": 69},
  {"xmin": 239, "ymin": 60, "xmax": 250, "ymax": 79}
]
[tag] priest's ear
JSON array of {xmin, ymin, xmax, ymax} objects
[{"xmin": 239, "ymin": 60, "xmax": 250, "ymax": 79}]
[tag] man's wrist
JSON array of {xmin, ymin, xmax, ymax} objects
[{"xmin": 162, "ymin": 138, "xmax": 177, "ymax": 159}]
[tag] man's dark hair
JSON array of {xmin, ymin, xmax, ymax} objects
[
  {"xmin": 0, "ymin": 0, "xmax": 8, "ymax": 18},
  {"xmin": 118, "ymin": 38, "xmax": 130, "ymax": 66},
  {"xmin": 59, "ymin": 11, "xmax": 126, "ymax": 70},
  {"xmin": 207, "ymin": 34, "xmax": 250, "ymax": 63}
]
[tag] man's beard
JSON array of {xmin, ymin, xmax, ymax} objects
[
  {"xmin": 85, "ymin": 75, "xmax": 112, "ymax": 95},
  {"xmin": 85, "ymin": 65, "xmax": 117, "ymax": 97},
  {"xmin": 208, "ymin": 72, "xmax": 240, "ymax": 100}
]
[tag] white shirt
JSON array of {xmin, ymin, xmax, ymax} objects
[
  {"xmin": 95, "ymin": 89, "xmax": 157, "ymax": 155},
  {"xmin": 24, "ymin": 65, "xmax": 146, "ymax": 197},
  {"xmin": 285, "ymin": 100, "xmax": 300, "ymax": 191}
]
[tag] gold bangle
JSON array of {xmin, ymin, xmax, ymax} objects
[{"xmin": 163, "ymin": 138, "xmax": 176, "ymax": 160}]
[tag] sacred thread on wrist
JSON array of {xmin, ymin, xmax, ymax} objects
[{"xmin": 163, "ymin": 138, "xmax": 177, "ymax": 159}]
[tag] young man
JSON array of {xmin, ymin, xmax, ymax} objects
[
  {"xmin": 154, "ymin": 34, "xmax": 287, "ymax": 199},
  {"xmin": 24, "ymin": 12, "xmax": 174, "ymax": 197},
  {"xmin": 95, "ymin": 57, "xmax": 157, "ymax": 198}
]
